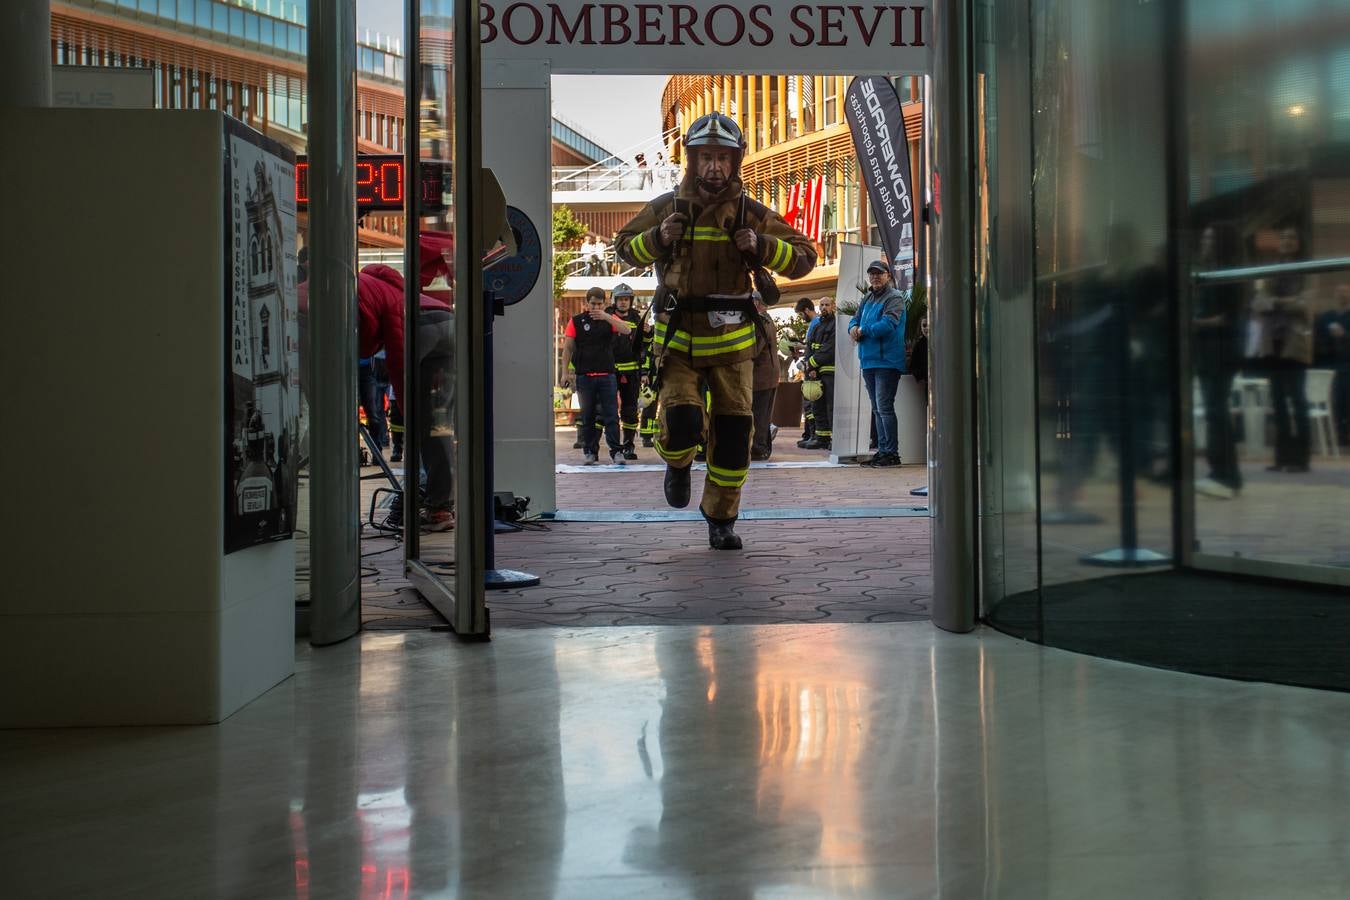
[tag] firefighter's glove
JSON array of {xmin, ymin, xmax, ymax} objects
[
  {"xmin": 659, "ymin": 212, "xmax": 688, "ymax": 247},
  {"xmin": 733, "ymin": 228, "xmax": 758, "ymax": 255}
]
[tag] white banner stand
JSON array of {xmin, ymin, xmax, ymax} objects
[{"xmin": 829, "ymin": 242, "xmax": 928, "ymax": 468}]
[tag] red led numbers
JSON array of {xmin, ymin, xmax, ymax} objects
[
  {"xmin": 379, "ymin": 162, "xmax": 403, "ymax": 203},
  {"xmin": 353, "ymin": 161, "xmax": 404, "ymax": 207},
  {"xmin": 294, "ymin": 154, "xmax": 441, "ymax": 213}
]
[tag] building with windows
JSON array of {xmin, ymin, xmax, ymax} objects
[{"xmin": 660, "ymin": 75, "xmax": 924, "ymax": 302}]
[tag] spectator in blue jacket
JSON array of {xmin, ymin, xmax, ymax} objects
[{"xmin": 849, "ymin": 260, "xmax": 908, "ymax": 467}]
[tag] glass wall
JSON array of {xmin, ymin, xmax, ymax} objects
[
  {"xmin": 978, "ymin": 0, "xmax": 1350, "ymax": 690},
  {"xmin": 1186, "ymin": 0, "xmax": 1350, "ymax": 579}
]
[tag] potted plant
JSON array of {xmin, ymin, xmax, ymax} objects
[{"xmin": 553, "ymin": 386, "xmax": 578, "ymax": 426}]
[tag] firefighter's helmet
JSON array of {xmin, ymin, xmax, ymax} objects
[
  {"xmin": 613, "ymin": 282, "xmax": 634, "ymax": 299},
  {"xmin": 801, "ymin": 379, "xmax": 824, "ymax": 402},
  {"xmin": 638, "ymin": 383, "xmax": 657, "ymax": 410},
  {"xmin": 684, "ymin": 112, "xmax": 745, "ymax": 151},
  {"xmin": 683, "ymin": 113, "xmax": 745, "ymax": 186}
]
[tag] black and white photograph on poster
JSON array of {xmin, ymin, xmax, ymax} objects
[{"xmin": 224, "ymin": 121, "xmax": 298, "ymax": 554}]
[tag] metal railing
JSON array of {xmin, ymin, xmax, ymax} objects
[
  {"xmin": 1192, "ymin": 256, "xmax": 1350, "ymax": 284},
  {"xmin": 552, "ymin": 165, "xmax": 679, "ymax": 193},
  {"xmin": 563, "ymin": 248, "xmax": 651, "ymax": 279},
  {"xmin": 552, "ymin": 126, "xmax": 681, "ymax": 193}
]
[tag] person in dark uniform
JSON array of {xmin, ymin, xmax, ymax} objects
[
  {"xmin": 750, "ymin": 292, "xmax": 780, "ymax": 460},
  {"xmin": 637, "ymin": 301, "xmax": 660, "ymax": 447},
  {"xmin": 561, "ymin": 287, "xmax": 633, "ymax": 465},
  {"xmin": 608, "ymin": 283, "xmax": 645, "ymax": 459},
  {"xmin": 801, "ymin": 295, "xmax": 836, "ymax": 450},
  {"xmin": 793, "ymin": 297, "xmax": 818, "ymax": 446}
]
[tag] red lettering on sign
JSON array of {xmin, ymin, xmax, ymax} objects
[
  {"xmin": 503, "ymin": 2, "xmax": 544, "ymax": 43},
  {"xmin": 295, "ymin": 162, "xmax": 309, "ymax": 203},
  {"xmin": 474, "ymin": 1, "xmax": 932, "ymax": 50},
  {"xmin": 910, "ymin": 5, "xmax": 926, "ymax": 46},
  {"xmin": 548, "ymin": 3, "xmax": 595, "ymax": 44},
  {"xmin": 481, "ymin": 2, "xmax": 497, "ymax": 42},
  {"xmin": 601, "ymin": 4, "xmax": 632, "ymax": 43},
  {"xmin": 669, "ymin": 4, "xmax": 704, "ymax": 45},
  {"xmin": 747, "ymin": 4, "xmax": 773, "ymax": 45},
  {"xmin": 705, "ymin": 5, "xmax": 745, "ymax": 46},
  {"xmin": 849, "ymin": 5, "xmax": 887, "ymax": 45},
  {"xmin": 789, "ymin": 5, "xmax": 814, "ymax": 46},
  {"xmin": 634, "ymin": 4, "xmax": 666, "ymax": 44},
  {"xmin": 819, "ymin": 5, "xmax": 847, "ymax": 45}
]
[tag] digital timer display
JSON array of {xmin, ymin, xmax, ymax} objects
[{"xmin": 295, "ymin": 154, "xmax": 448, "ymax": 213}]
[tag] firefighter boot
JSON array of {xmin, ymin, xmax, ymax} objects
[
  {"xmin": 706, "ymin": 514, "xmax": 742, "ymax": 551},
  {"xmin": 664, "ymin": 465, "xmax": 691, "ymax": 508}
]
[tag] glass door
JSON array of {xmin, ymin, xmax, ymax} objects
[
  {"xmin": 403, "ymin": 0, "xmax": 488, "ymax": 633},
  {"xmin": 1180, "ymin": 0, "xmax": 1350, "ymax": 589}
]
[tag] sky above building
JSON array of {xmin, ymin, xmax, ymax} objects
[{"xmin": 356, "ymin": 1, "xmax": 667, "ymax": 158}]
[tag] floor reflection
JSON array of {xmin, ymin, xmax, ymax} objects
[{"xmin": 4, "ymin": 626, "xmax": 1350, "ymax": 898}]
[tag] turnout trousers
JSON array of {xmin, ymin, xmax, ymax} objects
[
  {"xmin": 654, "ymin": 353, "xmax": 754, "ymax": 521},
  {"xmin": 616, "ymin": 370, "xmax": 642, "ymax": 448}
]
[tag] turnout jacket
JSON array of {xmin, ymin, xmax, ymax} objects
[
  {"xmin": 607, "ymin": 305, "xmax": 645, "ymax": 372},
  {"xmin": 616, "ymin": 176, "xmax": 816, "ymax": 368},
  {"xmin": 807, "ymin": 313, "xmax": 836, "ymax": 374}
]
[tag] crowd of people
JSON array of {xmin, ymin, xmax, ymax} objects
[{"xmin": 563, "ymin": 267, "xmax": 925, "ymax": 477}]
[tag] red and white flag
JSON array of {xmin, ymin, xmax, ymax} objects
[
  {"xmin": 781, "ymin": 177, "xmax": 822, "ymax": 242},
  {"xmin": 782, "ymin": 182, "xmax": 804, "ymax": 234},
  {"xmin": 781, "ymin": 176, "xmax": 825, "ymax": 242},
  {"xmin": 803, "ymin": 175, "xmax": 825, "ymax": 243}
]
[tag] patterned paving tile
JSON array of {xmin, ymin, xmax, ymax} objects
[{"xmin": 346, "ymin": 429, "xmax": 939, "ymax": 629}]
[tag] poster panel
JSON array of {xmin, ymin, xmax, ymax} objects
[{"xmin": 224, "ymin": 119, "xmax": 299, "ymax": 554}]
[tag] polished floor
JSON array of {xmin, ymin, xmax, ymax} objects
[{"xmin": 4, "ymin": 624, "xmax": 1349, "ymax": 899}]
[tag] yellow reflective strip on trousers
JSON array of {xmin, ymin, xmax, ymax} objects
[
  {"xmin": 706, "ymin": 462, "xmax": 748, "ymax": 487},
  {"xmin": 654, "ymin": 439, "xmax": 694, "ymax": 462}
]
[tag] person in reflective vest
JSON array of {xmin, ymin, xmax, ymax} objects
[
  {"xmin": 801, "ymin": 296, "xmax": 837, "ymax": 450},
  {"xmin": 616, "ymin": 113, "xmax": 816, "ymax": 549},
  {"xmin": 561, "ymin": 287, "xmax": 633, "ymax": 465},
  {"xmin": 607, "ymin": 283, "xmax": 645, "ymax": 458}
]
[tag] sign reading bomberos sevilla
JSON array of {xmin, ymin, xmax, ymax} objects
[{"xmin": 481, "ymin": 2, "xmax": 932, "ymax": 74}]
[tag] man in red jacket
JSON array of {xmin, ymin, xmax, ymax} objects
[{"xmin": 299, "ymin": 231, "xmax": 456, "ymax": 530}]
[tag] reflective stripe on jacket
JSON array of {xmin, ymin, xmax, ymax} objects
[
  {"xmin": 807, "ymin": 313, "xmax": 836, "ymax": 374},
  {"xmin": 616, "ymin": 178, "xmax": 816, "ymax": 368}
]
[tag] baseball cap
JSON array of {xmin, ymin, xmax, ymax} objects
[{"xmin": 866, "ymin": 260, "xmax": 889, "ymax": 274}]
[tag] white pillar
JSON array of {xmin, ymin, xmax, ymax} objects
[{"xmin": 483, "ymin": 59, "xmax": 557, "ymax": 514}]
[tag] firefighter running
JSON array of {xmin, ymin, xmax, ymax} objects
[{"xmin": 616, "ymin": 112, "xmax": 816, "ymax": 550}]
